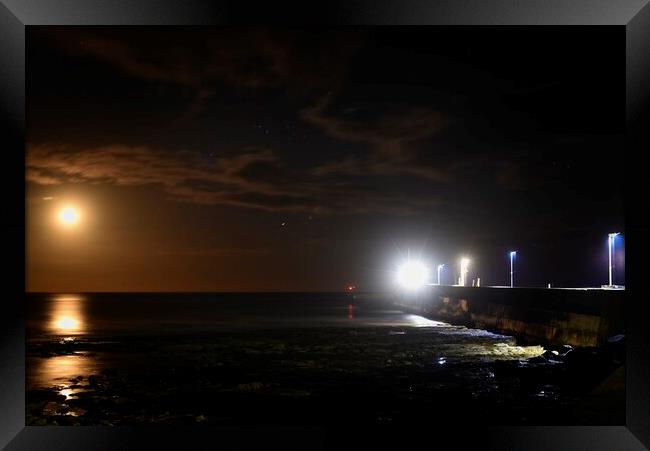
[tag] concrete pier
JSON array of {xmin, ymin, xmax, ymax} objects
[{"xmin": 393, "ymin": 285, "xmax": 625, "ymax": 347}]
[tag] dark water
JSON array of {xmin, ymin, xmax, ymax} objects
[{"xmin": 26, "ymin": 293, "xmax": 624, "ymax": 426}]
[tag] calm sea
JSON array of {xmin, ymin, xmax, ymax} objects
[
  {"xmin": 25, "ymin": 292, "xmax": 542, "ymax": 387},
  {"xmin": 27, "ymin": 292, "xmax": 444, "ymax": 338}
]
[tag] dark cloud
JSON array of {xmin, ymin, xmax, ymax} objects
[
  {"xmin": 27, "ymin": 142, "xmax": 443, "ymax": 215},
  {"xmin": 302, "ymin": 94, "xmax": 451, "ymax": 182},
  {"xmin": 27, "ymin": 143, "xmax": 289, "ymax": 207},
  {"xmin": 42, "ymin": 28, "xmax": 364, "ymax": 118}
]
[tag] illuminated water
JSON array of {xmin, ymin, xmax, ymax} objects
[{"xmin": 25, "ymin": 293, "xmax": 621, "ymax": 425}]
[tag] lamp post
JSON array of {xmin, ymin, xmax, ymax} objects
[
  {"xmin": 509, "ymin": 251, "xmax": 517, "ymax": 288},
  {"xmin": 437, "ymin": 264, "xmax": 445, "ymax": 285},
  {"xmin": 608, "ymin": 233, "xmax": 619, "ymax": 287}
]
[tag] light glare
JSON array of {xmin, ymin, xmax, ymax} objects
[
  {"xmin": 397, "ymin": 261, "xmax": 429, "ymax": 290},
  {"xmin": 56, "ymin": 317, "xmax": 79, "ymax": 330},
  {"xmin": 58, "ymin": 206, "xmax": 80, "ymax": 226},
  {"xmin": 459, "ymin": 257, "xmax": 470, "ymax": 286}
]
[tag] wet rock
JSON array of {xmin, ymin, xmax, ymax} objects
[
  {"xmin": 88, "ymin": 375, "xmax": 101, "ymax": 387},
  {"xmin": 607, "ymin": 334, "xmax": 625, "ymax": 343},
  {"xmin": 563, "ymin": 347, "xmax": 599, "ymax": 367},
  {"xmin": 43, "ymin": 401, "xmax": 67, "ymax": 415},
  {"xmin": 541, "ymin": 350, "xmax": 563, "ymax": 363},
  {"xmin": 527, "ymin": 355, "xmax": 548, "ymax": 364},
  {"xmin": 559, "ymin": 345, "xmax": 573, "ymax": 357},
  {"xmin": 279, "ymin": 389, "xmax": 311, "ymax": 398},
  {"xmin": 27, "ymin": 389, "xmax": 67, "ymax": 403},
  {"xmin": 235, "ymin": 382, "xmax": 265, "ymax": 392}
]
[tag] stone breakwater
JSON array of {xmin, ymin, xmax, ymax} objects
[{"xmin": 393, "ymin": 286, "xmax": 625, "ymax": 347}]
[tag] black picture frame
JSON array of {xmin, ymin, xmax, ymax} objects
[{"xmin": 2, "ymin": 1, "xmax": 648, "ymax": 449}]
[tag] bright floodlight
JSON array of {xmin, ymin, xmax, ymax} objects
[
  {"xmin": 397, "ymin": 261, "xmax": 429, "ymax": 290},
  {"xmin": 459, "ymin": 258, "xmax": 470, "ymax": 286},
  {"xmin": 58, "ymin": 206, "xmax": 80, "ymax": 226}
]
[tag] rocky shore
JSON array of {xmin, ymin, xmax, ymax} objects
[{"xmin": 26, "ymin": 326, "xmax": 625, "ymax": 426}]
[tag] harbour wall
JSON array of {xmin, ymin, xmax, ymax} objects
[{"xmin": 392, "ymin": 286, "xmax": 625, "ymax": 347}]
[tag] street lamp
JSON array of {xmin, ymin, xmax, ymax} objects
[
  {"xmin": 437, "ymin": 264, "xmax": 445, "ymax": 285},
  {"xmin": 459, "ymin": 258, "xmax": 470, "ymax": 286},
  {"xmin": 509, "ymin": 251, "xmax": 517, "ymax": 288},
  {"xmin": 608, "ymin": 233, "xmax": 619, "ymax": 287}
]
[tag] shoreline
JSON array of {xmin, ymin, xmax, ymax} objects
[{"xmin": 26, "ymin": 326, "xmax": 625, "ymax": 426}]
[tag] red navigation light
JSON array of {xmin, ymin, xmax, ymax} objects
[{"xmin": 347, "ymin": 284, "xmax": 356, "ymax": 292}]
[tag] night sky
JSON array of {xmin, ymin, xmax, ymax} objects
[{"xmin": 26, "ymin": 27, "xmax": 625, "ymax": 292}]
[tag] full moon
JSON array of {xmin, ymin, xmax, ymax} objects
[{"xmin": 58, "ymin": 206, "xmax": 80, "ymax": 226}]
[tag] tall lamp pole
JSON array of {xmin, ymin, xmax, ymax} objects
[
  {"xmin": 509, "ymin": 251, "xmax": 517, "ymax": 288},
  {"xmin": 608, "ymin": 233, "xmax": 619, "ymax": 287}
]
